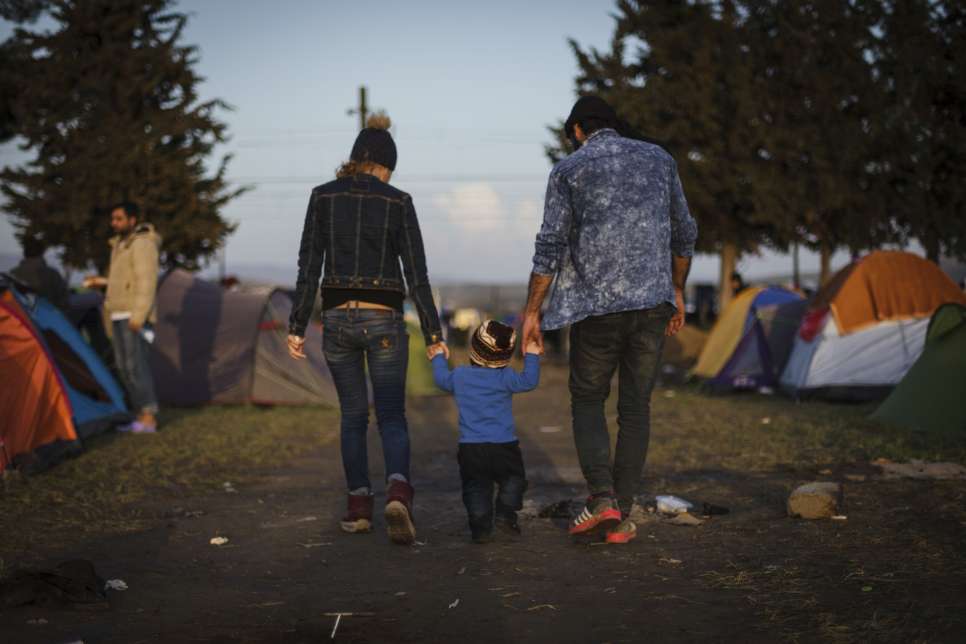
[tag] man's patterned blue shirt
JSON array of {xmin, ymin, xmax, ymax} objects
[{"xmin": 532, "ymin": 129, "xmax": 698, "ymax": 330}]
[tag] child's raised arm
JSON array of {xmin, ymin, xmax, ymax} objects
[
  {"xmin": 431, "ymin": 353, "xmax": 455, "ymax": 393},
  {"xmin": 503, "ymin": 350, "xmax": 541, "ymax": 393}
]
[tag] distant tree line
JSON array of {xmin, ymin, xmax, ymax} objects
[
  {"xmin": 549, "ymin": 0, "xmax": 965, "ymax": 303},
  {"xmin": 0, "ymin": 0, "xmax": 245, "ymax": 272}
]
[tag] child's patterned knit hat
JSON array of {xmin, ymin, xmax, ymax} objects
[{"xmin": 469, "ymin": 320, "xmax": 516, "ymax": 368}]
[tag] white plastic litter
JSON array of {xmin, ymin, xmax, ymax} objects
[
  {"xmin": 104, "ymin": 579, "xmax": 128, "ymax": 591},
  {"xmin": 222, "ymin": 481, "xmax": 237, "ymax": 493},
  {"xmin": 655, "ymin": 495, "xmax": 693, "ymax": 514},
  {"xmin": 448, "ymin": 598, "xmax": 460, "ymax": 609},
  {"xmin": 210, "ymin": 536, "xmax": 229, "ymax": 546}
]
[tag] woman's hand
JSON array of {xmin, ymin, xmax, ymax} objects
[
  {"xmin": 426, "ymin": 341, "xmax": 450, "ymax": 360},
  {"xmin": 287, "ymin": 334, "xmax": 306, "ymax": 360}
]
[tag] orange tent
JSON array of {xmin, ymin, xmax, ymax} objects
[
  {"xmin": 813, "ymin": 251, "xmax": 966, "ymax": 335},
  {"xmin": 0, "ymin": 289, "xmax": 78, "ymax": 473}
]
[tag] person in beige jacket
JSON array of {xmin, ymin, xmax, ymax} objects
[{"xmin": 85, "ymin": 202, "xmax": 162, "ymax": 432}]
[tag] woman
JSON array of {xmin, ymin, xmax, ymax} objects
[{"xmin": 287, "ymin": 118, "xmax": 448, "ymax": 545}]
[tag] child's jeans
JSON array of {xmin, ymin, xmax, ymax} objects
[{"xmin": 457, "ymin": 441, "xmax": 527, "ymax": 533}]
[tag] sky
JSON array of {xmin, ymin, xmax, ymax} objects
[{"xmin": 0, "ymin": 0, "xmax": 856, "ymax": 285}]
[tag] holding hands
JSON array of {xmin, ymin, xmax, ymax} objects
[{"xmin": 426, "ymin": 342, "xmax": 450, "ymax": 361}]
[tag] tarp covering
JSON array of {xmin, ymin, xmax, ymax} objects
[
  {"xmin": 151, "ymin": 270, "xmax": 335, "ymax": 406},
  {"xmin": 871, "ymin": 304, "xmax": 966, "ymax": 432},
  {"xmin": 0, "ymin": 289, "xmax": 77, "ymax": 473},
  {"xmin": 814, "ymin": 251, "xmax": 966, "ymax": 335}
]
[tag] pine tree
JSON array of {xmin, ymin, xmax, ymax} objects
[{"xmin": 1, "ymin": 0, "xmax": 245, "ymax": 271}]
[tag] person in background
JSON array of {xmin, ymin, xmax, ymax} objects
[
  {"xmin": 10, "ymin": 236, "xmax": 68, "ymax": 311},
  {"xmin": 730, "ymin": 271, "xmax": 747, "ymax": 296},
  {"xmin": 287, "ymin": 117, "xmax": 447, "ymax": 546},
  {"xmin": 521, "ymin": 95, "xmax": 698, "ymax": 544},
  {"xmin": 84, "ymin": 202, "xmax": 162, "ymax": 433},
  {"xmin": 430, "ymin": 320, "xmax": 541, "ymax": 543}
]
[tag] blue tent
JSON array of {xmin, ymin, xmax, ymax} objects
[
  {"xmin": 13, "ymin": 289, "xmax": 129, "ymax": 438},
  {"xmin": 697, "ymin": 286, "xmax": 808, "ymax": 393}
]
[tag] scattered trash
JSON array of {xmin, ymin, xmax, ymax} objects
[
  {"xmin": 788, "ymin": 482, "xmax": 842, "ymax": 519},
  {"xmin": 248, "ymin": 601, "xmax": 284, "ymax": 608},
  {"xmin": 701, "ymin": 502, "xmax": 729, "ymax": 517},
  {"xmin": 457, "ymin": 566, "xmax": 466, "ymax": 576},
  {"xmin": 325, "ymin": 612, "xmax": 374, "ymax": 640},
  {"xmin": 758, "ymin": 386, "xmax": 775, "ymax": 395},
  {"xmin": 527, "ymin": 604, "xmax": 556, "ymax": 612},
  {"xmin": 659, "ymin": 558, "xmax": 683, "ymax": 566},
  {"xmin": 655, "ymin": 495, "xmax": 693, "ymax": 515},
  {"xmin": 668, "ymin": 512, "xmax": 704, "ymax": 527},
  {"xmin": 819, "ymin": 468, "xmax": 833, "ymax": 475},
  {"xmin": 295, "ymin": 516, "xmax": 318, "ymax": 523},
  {"xmin": 299, "ymin": 542, "xmax": 332, "ymax": 548},
  {"xmin": 501, "ymin": 591, "xmax": 520, "ymax": 598},
  {"xmin": 26, "ymin": 618, "xmax": 48, "ymax": 625},
  {"xmin": 210, "ymin": 536, "xmax": 229, "ymax": 546},
  {"xmin": 663, "ymin": 390, "xmax": 676, "ymax": 398},
  {"xmin": 831, "ymin": 515, "xmax": 848, "ymax": 521},
  {"xmin": 104, "ymin": 579, "xmax": 128, "ymax": 591},
  {"xmin": 760, "ymin": 417, "xmax": 771, "ymax": 425},
  {"xmin": 395, "ymin": 591, "xmax": 406, "ymax": 597},
  {"xmin": 414, "ymin": 541, "xmax": 427, "ymax": 546},
  {"xmin": 1, "ymin": 560, "xmax": 107, "ymax": 609},
  {"xmin": 872, "ymin": 459, "xmax": 966, "ymax": 480},
  {"xmin": 448, "ymin": 598, "xmax": 460, "ymax": 609},
  {"xmin": 222, "ymin": 482, "xmax": 237, "ymax": 493},
  {"xmin": 862, "ymin": 586, "xmax": 873, "ymax": 592},
  {"xmin": 538, "ymin": 426, "xmax": 561, "ymax": 433}
]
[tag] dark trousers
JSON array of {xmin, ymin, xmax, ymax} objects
[
  {"xmin": 458, "ymin": 441, "xmax": 527, "ymax": 532},
  {"xmin": 322, "ymin": 308, "xmax": 409, "ymax": 491},
  {"xmin": 569, "ymin": 305, "xmax": 671, "ymax": 512},
  {"xmin": 111, "ymin": 320, "xmax": 158, "ymax": 415}
]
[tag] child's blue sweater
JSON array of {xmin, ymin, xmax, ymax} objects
[{"xmin": 431, "ymin": 353, "xmax": 541, "ymax": 443}]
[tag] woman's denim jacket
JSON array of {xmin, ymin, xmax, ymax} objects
[{"xmin": 288, "ymin": 173, "xmax": 443, "ymax": 345}]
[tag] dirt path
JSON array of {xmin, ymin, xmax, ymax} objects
[{"xmin": 3, "ymin": 364, "xmax": 966, "ymax": 643}]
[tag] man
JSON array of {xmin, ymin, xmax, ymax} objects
[
  {"xmin": 84, "ymin": 202, "xmax": 162, "ymax": 433},
  {"xmin": 9, "ymin": 236, "xmax": 68, "ymax": 310},
  {"xmin": 731, "ymin": 271, "xmax": 747, "ymax": 296},
  {"xmin": 522, "ymin": 96, "xmax": 698, "ymax": 544}
]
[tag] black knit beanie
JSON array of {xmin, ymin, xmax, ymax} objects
[
  {"xmin": 469, "ymin": 320, "xmax": 517, "ymax": 369},
  {"xmin": 350, "ymin": 126, "xmax": 397, "ymax": 171}
]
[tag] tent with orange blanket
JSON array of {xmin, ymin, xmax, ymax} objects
[
  {"xmin": 0, "ymin": 287, "xmax": 79, "ymax": 473},
  {"xmin": 780, "ymin": 251, "xmax": 966, "ymax": 400}
]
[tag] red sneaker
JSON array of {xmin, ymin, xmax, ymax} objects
[
  {"xmin": 605, "ymin": 519, "xmax": 637, "ymax": 544},
  {"xmin": 384, "ymin": 480, "xmax": 416, "ymax": 545},
  {"xmin": 569, "ymin": 495, "xmax": 621, "ymax": 535},
  {"xmin": 340, "ymin": 493, "xmax": 373, "ymax": 533}
]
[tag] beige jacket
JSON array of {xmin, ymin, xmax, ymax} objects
[{"xmin": 105, "ymin": 223, "xmax": 162, "ymax": 326}]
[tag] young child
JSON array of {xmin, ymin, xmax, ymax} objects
[{"xmin": 429, "ymin": 320, "xmax": 541, "ymax": 543}]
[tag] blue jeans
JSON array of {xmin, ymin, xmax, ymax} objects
[
  {"xmin": 111, "ymin": 320, "xmax": 159, "ymax": 415},
  {"xmin": 322, "ymin": 308, "xmax": 410, "ymax": 491}
]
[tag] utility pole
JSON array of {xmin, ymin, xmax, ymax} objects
[
  {"xmin": 347, "ymin": 86, "xmax": 368, "ymax": 131},
  {"xmin": 792, "ymin": 240, "xmax": 800, "ymax": 290}
]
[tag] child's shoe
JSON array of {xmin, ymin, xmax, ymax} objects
[
  {"xmin": 495, "ymin": 509, "xmax": 521, "ymax": 536},
  {"xmin": 340, "ymin": 493, "xmax": 373, "ymax": 533},
  {"xmin": 384, "ymin": 480, "xmax": 416, "ymax": 545}
]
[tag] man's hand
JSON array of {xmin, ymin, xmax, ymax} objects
[
  {"xmin": 426, "ymin": 342, "xmax": 450, "ymax": 361},
  {"xmin": 521, "ymin": 312, "xmax": 544, "ymax": 353},
  {"xmin": 287, "ymin": 334, "xmax": 306, "ymax": 360},
  {"xmin": 666, "ymin": 288, "xmax": 685, "ymax": 336},
  {"xmin": 83, "ymin": 275, "xmax": 107, "ymax": 289},
  {"xmin": 128, "ymin": 319, "xmax": 142, "ymax": 332}
]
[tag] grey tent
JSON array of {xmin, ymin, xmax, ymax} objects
[{"xmin": 151, "ymin": 269, "xmax": 335, "ymax": 406}]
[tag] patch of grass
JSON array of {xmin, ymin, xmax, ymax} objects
[
  {"xmin": 646, "ymin": 385, "xmax": 966, "ymax": 472},
  {"xmin": 0, "ymin": 405, "xmax": 337, "ymax": 563}
]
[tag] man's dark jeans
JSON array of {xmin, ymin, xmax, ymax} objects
[
  {"xmin": 457, "ymin": 441, "xmax": 527, "ymax": 533},
  {"xmin": 569, "ymin": 305, "xmax": 672, "ymax": 512},
  {"xmin": 111, "ymin": 320, "xmax": 158, "ymax": 415},
  {"xmin": 322, "ymin": 308, "xmax": 409, "ymax": 491}
]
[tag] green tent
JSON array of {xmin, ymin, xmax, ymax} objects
[{"xmin": 871, "ymin": 303, "xmax": 966, "ymax": 432}]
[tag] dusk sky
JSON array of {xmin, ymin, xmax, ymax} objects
[{"xmin": 0, "ymin": 0, "xmax": 855, "ymax": 284}]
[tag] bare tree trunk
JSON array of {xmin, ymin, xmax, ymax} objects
[
  {"xmin": 819, "ymin": 240, "xmax": 833, "ymax": 286},
  {"xmin": 718, "ymin": 242, "xmax": 738, "ymax": 311}
]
